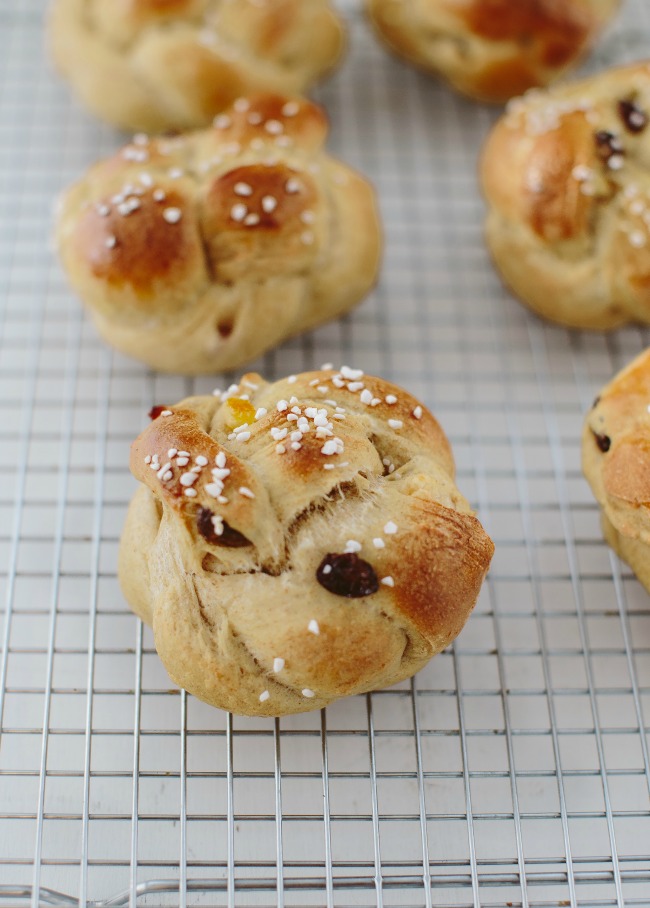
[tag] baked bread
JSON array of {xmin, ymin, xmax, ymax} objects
[
  {"xmin": 55, "ymin": 95, "xmax": 381, "ymax": 375},
  {"xmin": 482, "ymin": 61, "xmax": 650, "ymax": 329},
  {"xmin": 366, "ymin": 0, "xmax": 619, "ymax": 104},
  {"xmin": 49, "ymin": 0, "xmax": 345, "ymax": 133},
  {"xmin": 119, "ymin": 367, "xmax": 494, "ymax": 716},
  {"xmin": 583, "ymin": 348, "xmax": 650, "ymax": 592}
]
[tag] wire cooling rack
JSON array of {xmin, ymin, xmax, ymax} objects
[{"xmin": 1, "ymin": 1, "xmax": 650, "ymax": 906}]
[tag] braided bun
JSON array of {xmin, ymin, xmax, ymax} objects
[
  {"xmin": 56, "ymin": 95, "xmax": 382, "ymax": 374},
  {"xmin": 50, "ymin": 0, "xmax": 344, "ymax": 132},
  {"xmin": 583, "ymin": 348, "xmax": 650, "ymax": 591},
  {"xmin": 367, "ymin": 0, "xmax": 619, "ymax": 104},
  {"xmin": 482, "ymin": 62, "xmax": 650, "ymax": 328},
  {"xmin": 119, "ymin": 368, "xmax": 494, "ymax": 716}
]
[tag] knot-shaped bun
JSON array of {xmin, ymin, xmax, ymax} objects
[
  {"xmin": 366, "ymin": 0, "xmax": 618, "ymax": 104},
  {"xmin": 56, "ymin": 95, "xmax": 382, "ymax": 374},
  {"xmin": 583, "ymin": 348, "xmax": 650, "ymax": 591},
  {"xmin": 50, "ymin": 0, "xmax": 345, "ymax": 132},
  {"xmin": 482, "ymin": 62, "xmax": 650, "ymax": 329},
  {"xmin": 119, "ymin": 368, "xmax": 494, "ymax": 716}
]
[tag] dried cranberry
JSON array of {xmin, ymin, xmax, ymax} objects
[
  {"xmin": 592, "ymin": 430, "xmax": 611, "ymax": 453},
  {"xmin": 594, "ymin": 130, "xmax": 624, "ymax": 163},
  {"xmin": 196, "ymin": 507, "xmax": 251, "ymax": 547},
  {"xmin": 148, "ymin": 405, "xmax": 167, "ymax": 420},
  {"xmin": 618, "ymin": 99, "xmax": 648, "ymax": 134},
  {"xmin": 316, "ymin": 553, "xmax": 379, "ymax": 598}
]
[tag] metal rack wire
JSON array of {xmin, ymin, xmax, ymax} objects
[{"xmin": 1, "ymin": 0, "xmax": 649, "ymax": 905}]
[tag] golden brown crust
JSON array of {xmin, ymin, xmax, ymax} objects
[
  {"xmin": 205, "ymin": 93, "xmax": 329, "ymax": 152},
  {"xmin": 366, "ymin": 0, "xmax": 619, "ymax": 104},
  {"xmin": 481, "ymin": 62, "xmax": 650, "ymax": 330},
  {"xmin": 521, "ymin": 112, "xmax": 597, "ymax": 242},
  {"xmin": 50, "ymin": 0, "xmax": 345, "ymax": 132},
  {"xmin": 460, "ymin": 0, "xmax": 590, "ymax": 52},
  {"xmin": 385, "ymin": 499, "xmax": 493, "ymax": 643},
  {"xmin": 118, "ymin": 368, "xmax": 494, "ymax": 716},
  {"xmin": 200, "ymin": 163, "xmax": 321, "ymax": 280},
  {"xmin": 74, "ymin": 187, "xmax": 204, "ymax": 303},
  {"xmin": 482, "ymin": 107, "xmax": 601, "ymax": 243},
  {"xmin": 113, "ymin": 0, "xmax": 204, "ymax": 27},
  {"xmin": 55, "ymin": 94, "xmax": 382, "ymax": 374},
  {"xmin": 582, "ymin": 347, "xmax": 650, "ymax": 591}
]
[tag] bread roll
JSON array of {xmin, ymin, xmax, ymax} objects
[
  {"xmin": 583, "ymin": 348, "xmax": 650, "ymax": 592},
  {"xmin": 367, "ymin": 0, "xmax": 619, "ymax": 103},
  {"xmin": 56, "ymin": 95, "xmax": 382, "ymax": 374},
  {"xmin": 119, "ymin": 368, "xmax": 495, "ymax": 716},
  {"xmin": 50, "ymin": 0, "xmax": 345, "ymax": 132},
  {"xmin": 482, "ymin": 62, "xmax": 650, "ymax": 328}
]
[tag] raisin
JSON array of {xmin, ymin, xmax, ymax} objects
[
  {"xmin": 148, "ymin": 405, "xmax": 167, "ymax": 420},
  {"xmin": 196, "ymin": 507, "xmax": 251, "ymax": 547},
  {"xmin": 618, "ymin": 99, "xmax": 648, "ymax": 134},
  {"xmin": 592, "ymin": 430, "xmax": 611, "ymax": 453},
  {"xmin": 594, "ymin": 130, "xmax": 624, "ymax": 163},
  {"xmin": 592, "ymin": 395, "xmax": 601, "ymax": 409},
  {"xmin": 316, "ymin": 553, "xmax": 379, "ymax": 598}
]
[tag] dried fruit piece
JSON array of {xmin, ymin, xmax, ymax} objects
[
  {"xmin": 618, "ymin": 99, "xmax": 648, "ymax": 134},
  {"xmin": 316, "ymin": 553, "xmax": 379, "ymax": 598},
  {"xmin": 197, "ymin": 507, "xmax": 251, "ymax": 547},
  {"xmin": 224, "ymin": 398, "xmax": 257, "ymax": 430},
  {"xmin": 592, "ymin": 430, "xmax": 611, "ymax": 453},
  {"xmin": 594, "ymin": 130, "xmax": 624, "ymax": 163}
]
